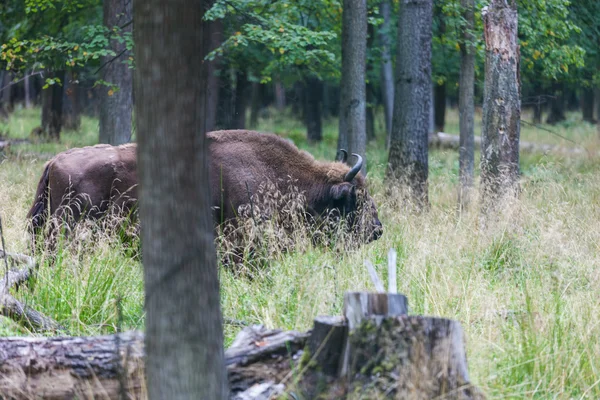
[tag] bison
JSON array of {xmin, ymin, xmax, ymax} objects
[{"xmin": 27, "ymin": 130, "xmax": 382, "ymax": 245}]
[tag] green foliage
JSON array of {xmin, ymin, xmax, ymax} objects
[
  {"xmin": 205, "ymin": 0, "xmax": 342, "ymax": 82},
  {"xmin": 518, "ymin": 0, "xmax": 585, "ymax": 79}
]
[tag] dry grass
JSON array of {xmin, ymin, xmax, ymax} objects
[{"xmin": 1, "ymin": 107, "xmax": 599, "ymax": 398}]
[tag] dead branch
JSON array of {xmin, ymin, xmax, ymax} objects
[{"xmin": 0, "ymin": 250, "xmax": 64, "ymax": 333}]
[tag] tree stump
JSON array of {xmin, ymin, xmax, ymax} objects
[
  {"xmin": 307, "ymin": 316, "xmax": 347, "ymax": 376},
  {"xmin": 340, "ymin": 292, "xmax": 408, "ymax": 377},
  {"xmin": 347, "ymin": 315, "xmax": 483, "ymax": 399}
]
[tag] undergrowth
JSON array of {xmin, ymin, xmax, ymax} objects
[{"xmin": 0, "ymin": 107, "xmax": 599, "ymax": 398}]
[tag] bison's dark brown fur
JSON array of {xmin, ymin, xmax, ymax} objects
[{"xmin": 27, "ymin": 130, "xmax": 382, "ymax": 244}]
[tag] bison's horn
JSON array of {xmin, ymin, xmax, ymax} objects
[
  {"xmin": 336, "ymin": 149, "xmax": 348, "ymax": 163},
  {"xmin": 345, "ymin": 153, "xmax": 363, "ymax": 182}
]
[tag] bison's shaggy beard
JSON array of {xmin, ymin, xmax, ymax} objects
[{"xmin": 215, "ymin": 178, "xmax": 375, "ymax": 275}]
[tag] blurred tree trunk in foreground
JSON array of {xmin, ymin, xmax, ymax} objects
[
  {"xmin": 458, "ymin": 0, "xmax": 475, "ymax": 211},
  {"xmin": 338, "ymin": 0, "xmax": 367, "ymax": 175},
  {"xmin": 480, "ymin": 0, "xmax": 521, "ymax": 214},
  {"xmin": 134, "ymin": 0, "xmax": 228, "ymax": 398},
  {"xmin": 387, "ymin": 0, "xmax": 433, "ymax": 208}
]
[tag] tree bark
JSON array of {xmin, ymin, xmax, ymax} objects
[
  {"xmin": 134, "ymin": 0, "xmax": 228, "ymax": 398},
  {"xmin": 458, "ymin": 0, "xmax": 475, "ymax": 211},
  {"xmin": 206, "ymin": 19, "xmax": 223, "ymax": 132},
  {"xmin": 434, "ymin": 81, "xmax": 447, "ymax": 132},
  {"xmin": 24, "ymin": 72, "xmax": 32, "ymax": 108},
  {"xmin": 338, "ymin": 0, "xmax": 368, "ymax": 175},
  {"xmin": 596, "ymin": 88, "xmax": 600, "ymax": 138},
  {"xmin": 274, "ymin": 80, "xmax": 286, "ymax": 111},
  {"xmin": 546, "ymin": 82, "xmax": 566, "ymax": 124},
  {"xmin": 250, "ymin": 81, "xmax": 261, "ymax": 128},
  {"xmin": 62, "ymin": 71, "xmax": 82, "ymax": 131},
  {"xmin": 347, "ymin": 316, "xmax": 480, "ymax": 399},
  {"xmin": 379, "ymin": 0, "xmax": 394, "ymax": 148},
  {"xmin": 0, "ymin": 326, "xmax": 309, "ymax": 399},
  {"xmin": 99, "ymin": 0, "xmax": 133, "ymax": 145},
  {"xmin": 41, "ymin": 70, "xmax": 66, "ymax": 140},
  {"xmin": 233, "ymin": 70, "xmax": 249, "ymax": 129},
  {"xmin": 480, "ymin": 0, "xmax": 521, "ymax": 214},
  {"xmin": 304, "ymin": 75, "xmax": 323, "ymax": 142},
  {"xmin": 366, "ymin": 84, "xmax": 375, "ymax": 142},
  {"xmin": 0, "ymin": 71, "xmax": 12, "ymax": 115},
  {"xmin": 387, "ymin": 0, "xmax": 433, "ymax": 208},
  {"xmin": 581, "ymin": 87, "xmax": 595, "ymax": 123}
]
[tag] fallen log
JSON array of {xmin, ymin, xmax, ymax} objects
[
  {"xmin": 0, "ymin": 250, "xmax": 64, "ymax": 333},
  {"xmin": 429, "ymin": 132, "xmax": 589, "ymax": 156},
  {"xmin": 0, "ymin": 325, "xmax": 309, "ymax": 399}
]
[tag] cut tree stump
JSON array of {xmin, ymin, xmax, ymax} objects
[
  {"xmin": 307, "ymin": 315, "xmax": 347, "ymax": 376},
  {"xmin": 347, "ymin": 315, "xmax": 482, "ymax": 399},
  {"xmin": 340, "ymin": 292, "xmax": 408, "ymax": 377}
]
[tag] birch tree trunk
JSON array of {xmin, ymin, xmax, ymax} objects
[
  {"xmin": 99, "ymin": 0, "xmax": 133, "ymax": 145},
  {"xmin": 134, "ymin": 0, "xmax": 227, "ymax": 398},
  {"xmin": 387, "ymin": 0, "xmax": 433, "ymax": 208},
  {"xmin": 338, "ymin": 0, "xmax": 367, "ymax": 175},
  {"xmin": 458, "ymin": 0, "xmax": 475, "ymax": 210},
  {"xmin": 480, "ymin": 0, "xmax": 521, "ymax": 214}
]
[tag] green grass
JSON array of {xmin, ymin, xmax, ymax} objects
[{"xmin": 1, "ymin": 106, "xmax": 600, "ymax": 398}]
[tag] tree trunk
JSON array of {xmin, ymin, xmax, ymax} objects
[
  {"xmin": 546, "ymin": 82, "xmax": 566, "ymax": 124},
  {"xmin": 458, "ymin": 0, "xmax": 475, "ymax": 211},
  {"xmin": 434, "ymin": 82, "xmax": 446, "ymax": 132},
  {"xmin": 99, "ymin": 0, "xmax": 133, "ymax": 145},
  {"xmin": 233, "ymin": 70, "xmax": 249, "ymax": 129},
  {"xmin": 366, "ymin": 84, "xmax": 375, "ymax": 142},
  {"xmin": 62, "ymin": 71, "xmax": 82, "ymax": 131},
  {"xmin": 134, "ymin": 0, "xmax": 228, "ymax": 398},
  {"xmin": 274, "ymin": 80, "xmax": 285, "ymax": 111},
  {"xmin": 249, "ymin": 82, "xmax": 261, "ymax": 128},
  {"xmin": 217, "ymin": 69, "xmax": 234, "ymax": 129},
  {"xmin": 304, "ymin": 75, "xmax": 323, "ymax": 142},
  {"xmin": 24, "ymin": 72, "xmax": 32, "ymax": 109},
  {"xmin": 379, "ymin": 0, "xmax": 394, "ymax": 148},
  {"xmin": 41, "ymin": 70, "xmax": 66, "ymax": 140},
  {"xmin": 480, "ymin": 0, "xmax": 521, "ymax": 214},
  {"xmin": 0, "ymin": 71, "xmax": 12, "ymax": 117},
  {"xmin": 206, "ymin": 19, "xmax": 223, "ymax": 132},
  {"xmin": 338, "ymin": 0, "xmax": 368, "ymax": 175},
  {"xmin": 596, "ymin": 88, "xmax": 600, "ymax": 138},
  {"xmin": 387, "ymin": 0, "xmax": 433, "ymax": 208},
  {"xmin": 581, "ymin": 87, "xmax": 595, "ymax": 123}
]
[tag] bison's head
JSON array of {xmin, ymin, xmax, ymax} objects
[{"xmin": 318, "ymin": 152, "xmax": 383, "ymax": 243}]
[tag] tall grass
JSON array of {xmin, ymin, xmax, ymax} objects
[{"xmin": 1, "ymin": 106, "xmax": 599, "ymax": 397}]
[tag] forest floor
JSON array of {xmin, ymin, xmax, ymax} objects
[{"xmin": 1, "ymin": 106, "xmax": 599, "ymax": 398}]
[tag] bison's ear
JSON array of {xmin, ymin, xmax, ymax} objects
[{"xmin": 330, "ymin": 183, "xmax": 356, "ymax": 201}]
